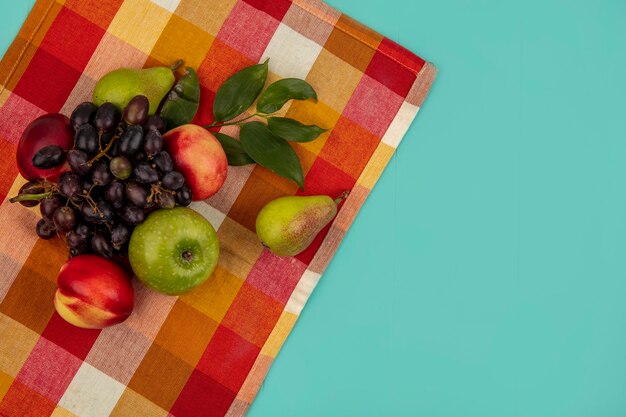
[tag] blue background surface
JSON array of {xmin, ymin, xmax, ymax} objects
[{"xmin": 2, "ymin": 1, "xmax": 626, "ymax": 416}]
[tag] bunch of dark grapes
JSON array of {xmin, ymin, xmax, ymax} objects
[{"xmin": 15, "ymin": 95, "xmax": 192, "ymax": 259}]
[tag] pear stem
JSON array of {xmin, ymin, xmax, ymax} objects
[
  {"xmin": 334, "ymin": 190, "xmax": 350, "ymax": 205},
  {"xmin": 169, "ymin": 59, "xmax": 184, "ymax": 71}
]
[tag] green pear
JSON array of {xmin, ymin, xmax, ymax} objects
[
  {"xmin": 256, "ymin": 194, "xmax": 346, "ymax": 257},
  {"xmin": 93, "ymin": 67, "xmax": 175, "ymax": 115}
]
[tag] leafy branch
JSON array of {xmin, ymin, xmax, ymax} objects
[{"xmin": 159, "ymin": 59, "xmax": 328, "ymax": 189}]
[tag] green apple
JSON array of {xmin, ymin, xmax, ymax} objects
[{"xmin": 129, "ymin": 207, "xmax": 219, "ymax": 295}]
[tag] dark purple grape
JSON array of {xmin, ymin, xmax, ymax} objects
[
  {"xmin": 96, "ymin": 201, "xmax": 114, "ymax": 223},
  {"xmin": 133, "ymin": 162, "xmax": 159, "ymax": 184},
  {"xmin": 100, "ymin": 131, "xmax": 114, "ymax": 148},
  {"xmin": 32, "ymin": 145, "xmax": 65, "ymax": 170},
  {"xmin": 109, "ymin": 139, "xmax": 120, "ymax": 157},
  {"xmin": 119, "ymin": 205, "xmax": 145, "ymax": 225},
  {"xmin": 70, "ymin": 102, "xmax": 98, "ymax": 130},
  {"xmin": 143, "ymin": 202, "xmax": 158, "ymax": 215},
  {"xmin": 67, "ymin": 149, "xmax": 90, "ymax": 175},
  {"xmin": 91, "ymin": 160, "xmax": 113, "ymax": 186},
  {"xmin": 118, "ymin": 125, "xmax": 144, "ymax": 156},
  {"xmin": 94, "ymin": 102, "xmax": 120, "ymax": 133},
  {"xmin": 124, "ymin": 95, "xmax": 149, "ymax": 125},
  {"xmin": 133, "ymin": 152, "xmax": 147, "ymax": 163},
  {"xmin": 53, "ymin": 206, "xmax": 76, "ymax": 233},
  {"xmin": 91, "ymin": 232, "xmax": 112, "ymax": 259},
  {"xmin": 40, "ymin": 196, "xmax": 63, "ymax": 223},
  {"xmin": 104, "ymin": 181, "xmax": 125, "ymax": 209},
  {"xmin": 143, "ymin": 130, "xmax": 163, "ymax": 156},
  {"xmin": 69, "ymin": 248, "xmax": 84, "ymax": 258},
  {"xmin": 144, "ymin": 115, "xmax": 165, "ymax": 133},
  {"xmin": 81, "ymin": 203, "xmax": 98, "ymax": 223},
  {"xmin": 125, "ymin": 181, "xmax": 148, "ymax": 207},
  {"xmin": 110, "ymin": 222, "xmax": 130, "ymax": 250},
  {"xmin": 109, "ymin": 156, "xmax": 132, "ymax": 180},
  {"xmin": 58, "ymin": 172, "xmax": 81, "ymax": 199},
  {"xmin": 90, "ymin": 182, "xmax": 107, "ymax": 201},
  {"xmin": 153, "ymin": 151, "xmax": 173, "ymax": 173},
  {"xmin": 81, "ymin": 179, "xmax": 94, "ymax": 195},
  {"xmin": 65, "ymin": 229, "xmax": 88, "ymax": 251},
  {"xmin": 16, "ymin": 181, "xmax": 44, "ymax": 207},
  {"xmin": 74, "ymin": 222, "xmax": 91, "ymax": 238},
  {"xmin": 157, "ymin": 192, "xmax": 176, "ymax": 209},
  {"xmin": 36, "ymin": 218, "xmax": 56, "ymax": 240},
  {"xmin": 175, "ymin": 185, "xmax": 192, "ymax": 206},
  {"xmin": 161, "ymin": 171, "xmax": 185, "ymax": 190},
  {"xmin": 74, "ymin": 124, "xmax": 99, "ymax": 155},
  {"xmin": 81, "ymin": 201, "xmax": 113, "ymax": 224}
]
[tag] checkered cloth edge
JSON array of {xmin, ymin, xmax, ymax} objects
[{"xmin": 0, "ymin": 0, "xmax": 436, "ymax": 416}]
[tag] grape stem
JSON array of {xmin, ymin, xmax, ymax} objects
[
  {"xmin": 68, "ymin": 199, "xmax": 82, "ymax": 210},
  {"xmin": 8, "ymin": 180, "xmax": 57, "ymax": 204},
  {"xmin": 8, "ymin": 191, "xmax": 54, "ymax": 203},
  {"xmin": 204, "ymin": 113, "xmax": 268, "ymax": 129},
  {"xmin": 85, "ymin": 125, "xmax": 123, "ymax": 167},
  {"xmin": 147, "ymin": 185, "xmax": 158, "ymax": 205},
  {"xmin": 82, "ymin": 193, "xmax": 104, "ymax": 219},
  {"xmin": 148, "ymin": 183, "xmax": 174, "ymax": 206}
]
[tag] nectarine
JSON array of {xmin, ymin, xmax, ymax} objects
[
  {"xmin": 163, "ymin": 124, "xmax": 227, "ymax": 201},
  {"xmin": 54, "ymin": 255, "xmax": 134, "ymax": 329}
]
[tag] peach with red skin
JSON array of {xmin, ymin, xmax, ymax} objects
[
  {"xmin": 163, "ymin": 124, "xmax": 227, "ymax": 201},
  {"xmin": 17, "ymin": 113, "xmax": 73, "ymax": 181},
  {"xmin": 54, "ymin": 255, "xmax": 134, "ymax": 329}
]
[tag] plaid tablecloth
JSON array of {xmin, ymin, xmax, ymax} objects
[{"xmin": 0, "ymin": 0, "xmax": 436, "ymax": 416}]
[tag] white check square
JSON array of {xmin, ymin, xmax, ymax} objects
[
  {"xmin": 151, "ymin": 0, "xmax": 180, "ymax": 12},
  {"xmin": 189, "ymin": 201, "xmax": 227, "ymax": 230},
  {"xmin": 59, "ymin": 363, "xmax": 126, "ymax": 417},
  {"xmin": 261, "ymin": 23, "xmax": 323, "ymax": 79},
  {"xmin": 381, "ymin": 101, "xmax": 420, "ymax": 148},
  {"xmin": 285, "ymin": 269, "xmax": 321, "ymax": 315}
]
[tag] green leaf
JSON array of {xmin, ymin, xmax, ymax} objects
[
  {"xmin": 267, "ymin": 117, "xmax": 327, "ymax": 143},
  {"xmin": 257, "ymin": 78, "xmax": 317, "ymax": 114},
  {"xmin": 214, "ymin": 132, "xmax": 255, "ymax": 166},
  {"xmin": 213, "ymin": 60, "xmax": 269, "ymax": 122},
  {"xmin": 160, "ymin": 67, "xmax": 200, "ymax": 130},
  {"xmin": 239, "ymin": 122, "xmax": 304, "ymax": 189}
]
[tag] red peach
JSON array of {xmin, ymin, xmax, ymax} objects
[
  {"xmin": 17, "ymin": 113, "xmax": 74, "ymax": 181},
  {"xmin": 54, "ymin": 255, "xmax": 134, "ymax": 329},
  {"xmin": 163, "ymin": 124, "xmax": 227, "ymax": 201}
]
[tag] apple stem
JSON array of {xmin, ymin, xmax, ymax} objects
[{"xmin": 334, "ymin": 190, "xmax": 350, "ymax": 205}]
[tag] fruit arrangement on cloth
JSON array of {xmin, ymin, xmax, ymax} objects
[
  {"xmin": 13, "ymin": 98, "xmax": 200, "ymax": 256},
  {"xmin": 9, "ymin": 59, "xmax": 344, "ymax": 329}
]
